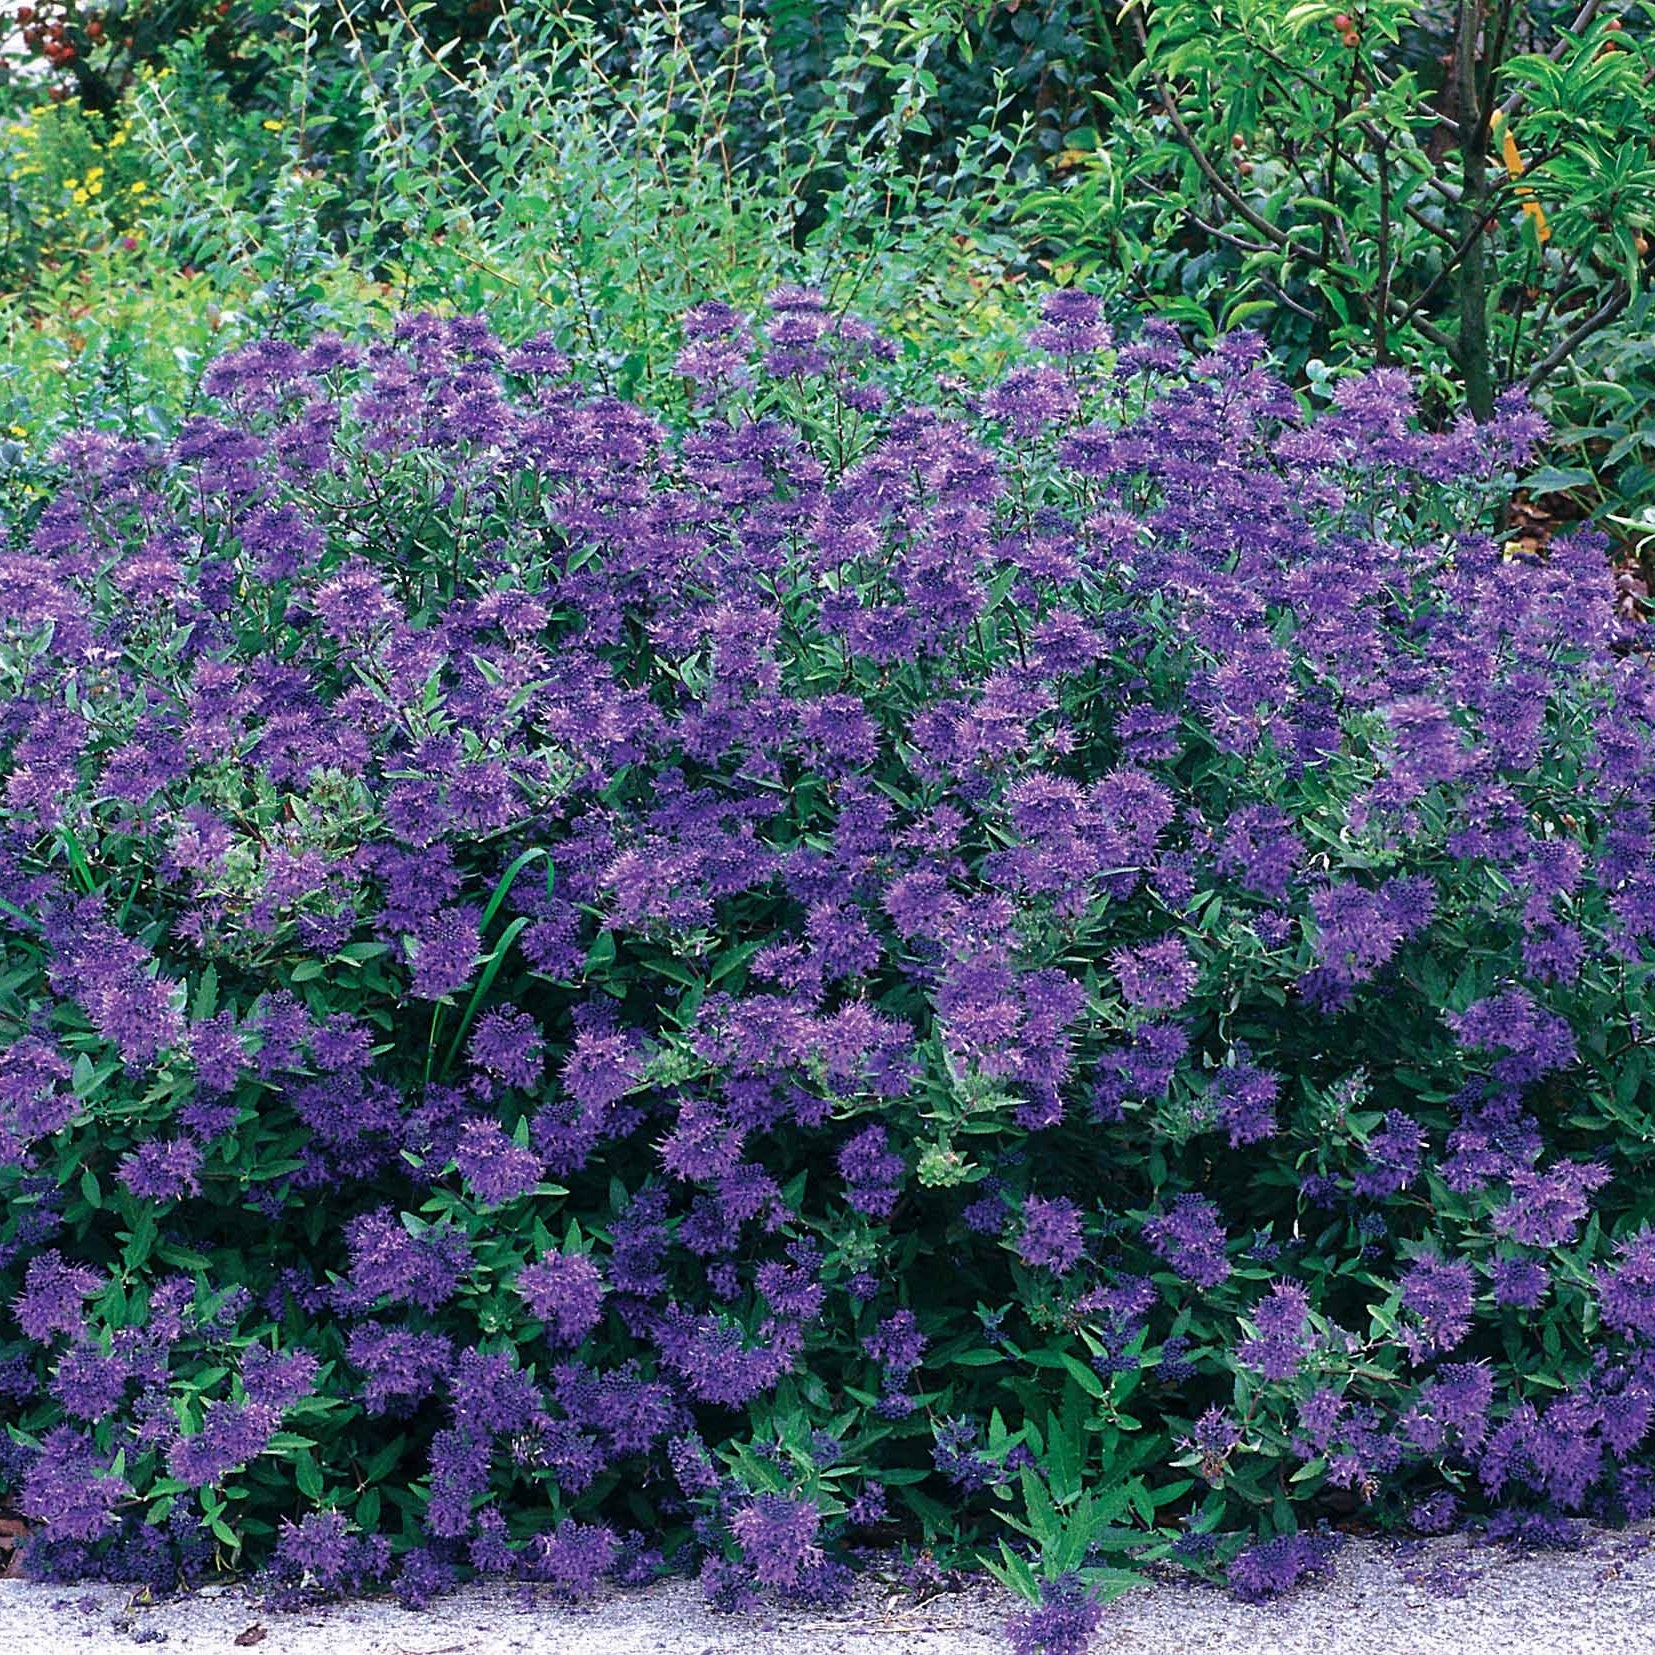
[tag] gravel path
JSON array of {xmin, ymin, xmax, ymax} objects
[{"xmin": 2, "ymin": 1530, "xmax": 1653, "ymax": 1655}]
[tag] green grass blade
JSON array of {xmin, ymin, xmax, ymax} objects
[
  {"xmin": 441, "ymin": 915, "xmax": 530, "ymax": 1080},
  {"xmin": 57, "ymin": 826, "xmax": 98, "ymax": 896},
  {"xmin": 479, "ymin": 846, "xmax": 554, "ymax": 934}
]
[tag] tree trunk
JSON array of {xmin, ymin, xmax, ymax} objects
[{"xmin": 1456, "ymin": 0, "xmax": 1496, "ymax": 421}]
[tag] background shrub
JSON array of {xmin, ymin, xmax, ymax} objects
[
  {"xmin": 3, "ymin": 2, "xmax": 1650, "ymax": 554},
  {"xmin": 1034, "ymin": 0, "xmax": 1655, "ymax": 516}
]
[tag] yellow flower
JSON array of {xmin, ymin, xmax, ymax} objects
[
  {"xmin": 262, "ymin": 119, "xmax": 285, "ymax": 132},
  {"xmin": 71, "ymin": 188, "xmax": 90, "ymax": 206},
  {"xmin": 64, "ymin": 176, "xmax": 79, "ymax": 190},
  {"xmin": 8, "ymin": 425, "xmax": 25, "ymax": 439},
  {"xmin": 1491, "ymin": 110, "xmax": 1551, "ymax": 245},
  {"xmin": 129, "ymin": 180, "xmax": 148, "ymax": 195}
]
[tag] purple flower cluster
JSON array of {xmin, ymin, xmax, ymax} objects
[
  {"xmin": 1227, "ymin": 1531, "xmax": 1342, "ymax": 1602},
  {"xmin": 13, "ymin": 1252, "xmax": 102, "ymax": 1343},
  {"xmin": 1200, "ymin": 1050, "xmax": 1280, "ymax": 1148},
  {"xmin": 523, "ymin": 1521, "xmax": 619, "ymax": 1599},
  {"xmin": 1144, "ymin": 1196, "xmax": 1231, "ymax": 1289},
  {"xmin": 0, "ymin": 1038, "xmax": 77, "ymax": 1165},
  {"xmin": 2, "ymin": 291, "xmax": 1652, "ymax": 1603},
  {"xmin": 168, "ymin": 1399, "xmax": 280, "ymax": 1487},
  {"xmin": 1448, "ymin": 990, "xmax": 1577, "ymax": 1087},
  {"xmin": 1017, "ymin": 1195, "xmax": 1087, "ymax": 1275},
  {"xmin": 1239, "ymin": 1282, "xmax": 1311, "ymax": 1381},
  {"xmin": 1112, "ymin": 938, "xmax": 1199, "ymax": 1013},
  {"xmin": 730, "ymin": 1494, "xmax": 822, "ymax": 1589},
  {"xmin": 515, "ymin": 1249, "xmax": 607, "ymax": 1346},
  {"xmin": 19, "ymin": 1427, "xmax": 130, "ymax": 1540},
  {"xmin": 268, "ymin": 1512, "xmax": 391, "ymax": 1604},
  {"xmin": 1400, "ymin": 1255, "xmax": 1478, "ymax": 1359},
  {"xmin": 1004, "ymin": 1574, "xmax": 1104, "ymax": 1655}
]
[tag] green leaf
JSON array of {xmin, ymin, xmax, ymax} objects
[
  {"xmin": 990, "ymin": 1539, "xmax": 1040, "ymax": 1601},
  {"xmin": 295, "ymin": 1452, "xmax": 325, "ymax": 1502},
  {"xmin": 1059, "ymin": 1353, "xmax": 1107, "ymax": 1398},
  {"xmin": 123, "ymin": 1207, "xmax": 159, "ymax": 1272},
  {"xmin": 1019, "ymin": 1465, "xmax": 1061, "ymax": 1543},
  {"xmin": 192, "ymin": 965, "xmax": 219, "ymax": 1021},
  {"xmin": 1522, "ymin": 465, "xmax": 1596, "ymax": 494}
]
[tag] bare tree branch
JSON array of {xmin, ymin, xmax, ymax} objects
[{"xmin": 1524, "ymin": 281, "xmax": 1633, "ymax": 391}]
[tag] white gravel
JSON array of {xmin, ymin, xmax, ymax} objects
[{"xmin": 2, "ymin": 1530, "xmax": 1653, "ymax": 1655}]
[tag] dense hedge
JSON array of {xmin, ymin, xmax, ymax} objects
[{"xmin": 2, "ymin": 292, "xmax": 1654, "ymax": 1621}]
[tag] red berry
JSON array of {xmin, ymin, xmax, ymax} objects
[
  {"xmin": 16, "ymin": 5, "xmax": 33, "ymax": 20},
  {"xmin": 1333, "ymin": 12, "xmax": 1352, "ymax": 27},
  {"xmin": 86, "ymin": 19, "xmax": 102, "ymax": 38},
  {"xmin": 1342, "ymin": 27, "xmax": 1361, "ymax": 46}
]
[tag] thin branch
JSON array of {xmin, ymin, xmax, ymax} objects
[
  {"xmin": 1524, "ymin": 281, "xmax": 1632, "ymax": 390},
  {"xmin": 1350, "ymin": 123, "xmax": 1463, "ymax": 227},
  {"xmin": 1411, "ymin": 315, "xmax": 1457, "ymax": 352},
  {"xmin": 1526, "ymin": 245, "xmax": 1587, "ymax": 342},
  {"xmin": 1376, "ymin": 135, "xmax": 1392, "ymax": 361},
  {"xmin": 1386, "ymin": 157, "xmax": 1564, "ymax": 331},
  {"xmin": 1500, "ymin": 0, "xmax": 1608, "ymax": 120},
  {"xmin": 1261, "ymin": 279, "xmax": 1320, "ymax": 322},
  {"xmin": 1477, "ymin": 0, "xmax": 1522, "ymax": 150},
  {"xmin": 1187, "ymin": 212, "xmax": 1277, "ymax": 257},
  {"xmin": 1247, "ymin": 39, "xmax": 1463, "ymax": 238},
  {"xmin": 1263, "ymin": 38, "xmax": 1465, "ymax": 207},
  {"xmin": 1129, "ymin": 12, "xmax": 1291, "ymax": 250},
  {"xmin": 1129, "ymin": 8, "xmax": 1495, "ymax": 365}
]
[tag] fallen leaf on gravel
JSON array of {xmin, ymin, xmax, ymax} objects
[{"xmin": 233, "ymin": 1626, "xmax": 267, "ymax": 1646}]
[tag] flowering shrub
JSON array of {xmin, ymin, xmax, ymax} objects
[
  {"xmin": 1, "ymin": 287, "xmax": 1653, "ymax": 1622},
  {"xmin": 0, "ymin": 97, "xmax": 151, "ymax": 276}
]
